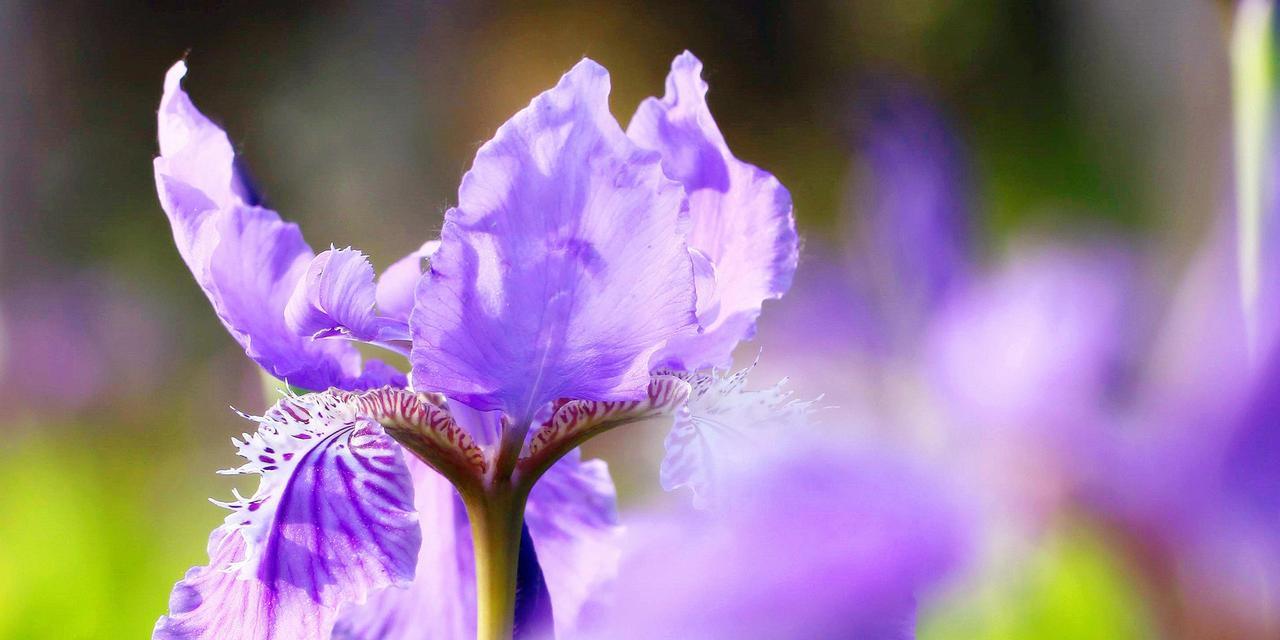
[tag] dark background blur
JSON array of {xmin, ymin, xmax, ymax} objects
[{"xmin": 0, "ymin": 1, "xmax": 1230, "ymax": 637}]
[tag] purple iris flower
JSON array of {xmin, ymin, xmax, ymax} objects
[
  {"xmin": 753, "ymin": 84, "xmax": 1138, "ymax": 541},
  {"xmin": 588, "ymin": 442, "xmax": 971, "ymax": 640},
  {"xmin": 152, "ymin": 51, "xmax": 798, "ymax": 640}
]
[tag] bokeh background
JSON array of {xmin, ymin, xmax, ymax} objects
[{"xmin": 0, "ymin": 1, "xmax": 1244, "ymax": 637}]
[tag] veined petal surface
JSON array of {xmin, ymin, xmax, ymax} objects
[
  {"xmin": 628, "ymin": 52, "xmax": 799, "ymax": 371},
  {"xmin": 410, "ymin": 58, "xmax": 696, "ymax": 420},
  {"xmin": 334, "ymin": 457, "xmax": 476, "ymax": 640},
  {"xmin": 155, "ymin": 391, "xmax": 420, "ymax": 639}
]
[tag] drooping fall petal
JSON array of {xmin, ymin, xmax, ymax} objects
[{"xmin": 155, "ymin": 392, "xmax": 421, "ymax": 639}]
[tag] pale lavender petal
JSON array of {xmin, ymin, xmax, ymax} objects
[
  {"xmin": 155, "ymin": 391, "xmax": 420, "ymax": 639},
  {"xmin": 659, "ymin": 366, "xmax": 818, "ymax": 509},
  {"xmin": 628, "ymin": 52, "xmax": 799, "ymax": 371},
  {"xmin": 285, "ymin": 247, "xmax": 409, "ymax": 343},
  {"xmin": 155, "ymin": 61, "xmax": 388, "ymax": 391},
  {"xmin": 335, "ymin": 457, "xmax": 475, "ymax": 640},
  {"xmin": 596, "ymin": 444, "xmax": 970, "ymax": 639},
  {"xmin": 525, "ymin": 450, "xmax": 621, "ymax": 636},
  {"xmin": 410, "ymin": 59, "xmax": 696, "ymax": 420},
  {"xmin": 925, "ymin": 243, "xmax": 1133, "ymax": 432},
  {"xmin": 377, "ymin": 240, "xmax": 441, "ymax": 324},
  {"xmin": 155, "ymin": 61, "xmax": 255, "ymax": 232}
]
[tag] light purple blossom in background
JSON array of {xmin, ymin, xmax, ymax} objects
[
  {"xmin": 1076, "ymin": 217, "xmax": 1280, "ymax": 631},
  {"xmin": 753, "ymin": 84, "xmax": 1139, "ymax": 539},
  {"xmin": 152, "ymin": 51, "xmax": 800, "ymax": 640},
  {"xmin": 845, "ymin": 82, "xmax": 972, "ymax": 344},
  {"xmin": 0, "ymin": 273, "xmax": 174, "ymax": 419},
  {"xmin": 590, "ymin": 442, "xmax": 970, "ymax": 640}
]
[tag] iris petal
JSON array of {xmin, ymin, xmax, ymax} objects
[
  {"xmin": 525, "ymin": 451, "xmax": 622, "ymax": 637},
  {"xmin": 286, "ymin": 247, "xmax": 411, "ymax": 343},
  {"xmin": 155, "ymin": 61, "xmax": 395, "ymax": 391},
  {"xmin": 659, "ymin": 366, "xmax": 818, "ymax": 509},
  {"xmin": 155, "ymin": 392, "xmax": 421, "ymax": 639},
  {"xmin": 376, "ymin": 240, "xmax": 441, "ymax": 325},
  {"xmin": 333, "ymin": 457, "xmax": 475, "ymax": 639},
  {"xmin": 628, "ymin": 52, "xmax": 799, "ymax": 371},
  {"xmin": 409, "ymin": 58, "xmax": 697, "ymax": 421}
]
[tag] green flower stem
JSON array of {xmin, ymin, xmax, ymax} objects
[{"xmin": 464, "ymin": 483, "xmax": 530, "ymax": 640}]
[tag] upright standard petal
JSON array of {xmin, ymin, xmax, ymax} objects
[
  {"xmin": 410, "ymin": 59, "xmax": 696, "ymax": 420},
  {"xmin": 155, "ymin": 391, "xmax": 421, "ymax": 639},
  {"xmin": 628, "ymin": 52, "xmax": 799, "ymax": 370},
  {"xmin": 155, "ymin": 61, "xmax": 382, "ymax": 391}
]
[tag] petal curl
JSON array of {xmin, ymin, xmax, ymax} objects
[
  {"xmin": 410, "ymin": 58, "xmax": 697, "ymax": 420},
  {"xmin": 155, "ymin": 61, "xmax": 389, "ymax": 390},
  {"xmin": 286, "ymin": 247, "xmax": 411, "ymax": 343},
  {"xmin": 628, "ymin": 52, "xmax": 799, "ymax": 370},
  {"xmin": 660, "ymin": 366, "xmax": 818, "ymax": 509},
  {"xmin": 155, "ymin": 391, "xmax": 421, "ymax": 639}
]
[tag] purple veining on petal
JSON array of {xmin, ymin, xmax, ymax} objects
[
  {"xmin": 334, "ymin": 456, "xmax": 475, "ymax": 640},
  {"xmin": 155, "ymin": 391, "xmax": 420, "ymax": 639},
  {"xmin": 154, "ymin": 60, "xmax": 392, "ymax": 391},
  {"xmin": 629, "ymin": 51, "xmax": 799, "ymax": 371},
  {"xmin": 335, "ymin": 451, "xmax": 622, "ymax": 639},
  {"xmin": 447, "ymin": 397, "xmax": 506, "ymax": 448},
  {"xmin": 410, "ymin": 58, "xmax": 696, "ymax": 420}
]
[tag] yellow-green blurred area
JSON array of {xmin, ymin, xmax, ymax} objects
[{"xmin": 0, "ymin": 1, "xmax": 1236, "ymax": 637}]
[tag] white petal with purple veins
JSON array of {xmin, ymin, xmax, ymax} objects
[
  {"xmin": 660, "ymin": 366, "xmax": 818, "ymax": 508},
  {"xmin": 155, "ymin": 391, "xmax": 421, "ymax": 639}
]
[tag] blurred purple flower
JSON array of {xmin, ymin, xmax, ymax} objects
[
  {"xmin": 754, "ymin": 84, "xmax": 1141, "ymax": 538},
  {"xmin": 591, "ymin": 443, "xmax": 971, "ymax": 640},
  {"xmin": 0, "ymin": 272, "xmax": 174, "ymax": 420},
  {"xmin": 845, "ymin": 82, "xmax": 972, "ymax": 343},
  {"xmin": 152, "ymin": 51, "xmax": 799, "ymax": 640},
  {"xmin": 1076, "ymin": 217, "xmax": 1280, "ymax": 634}
]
